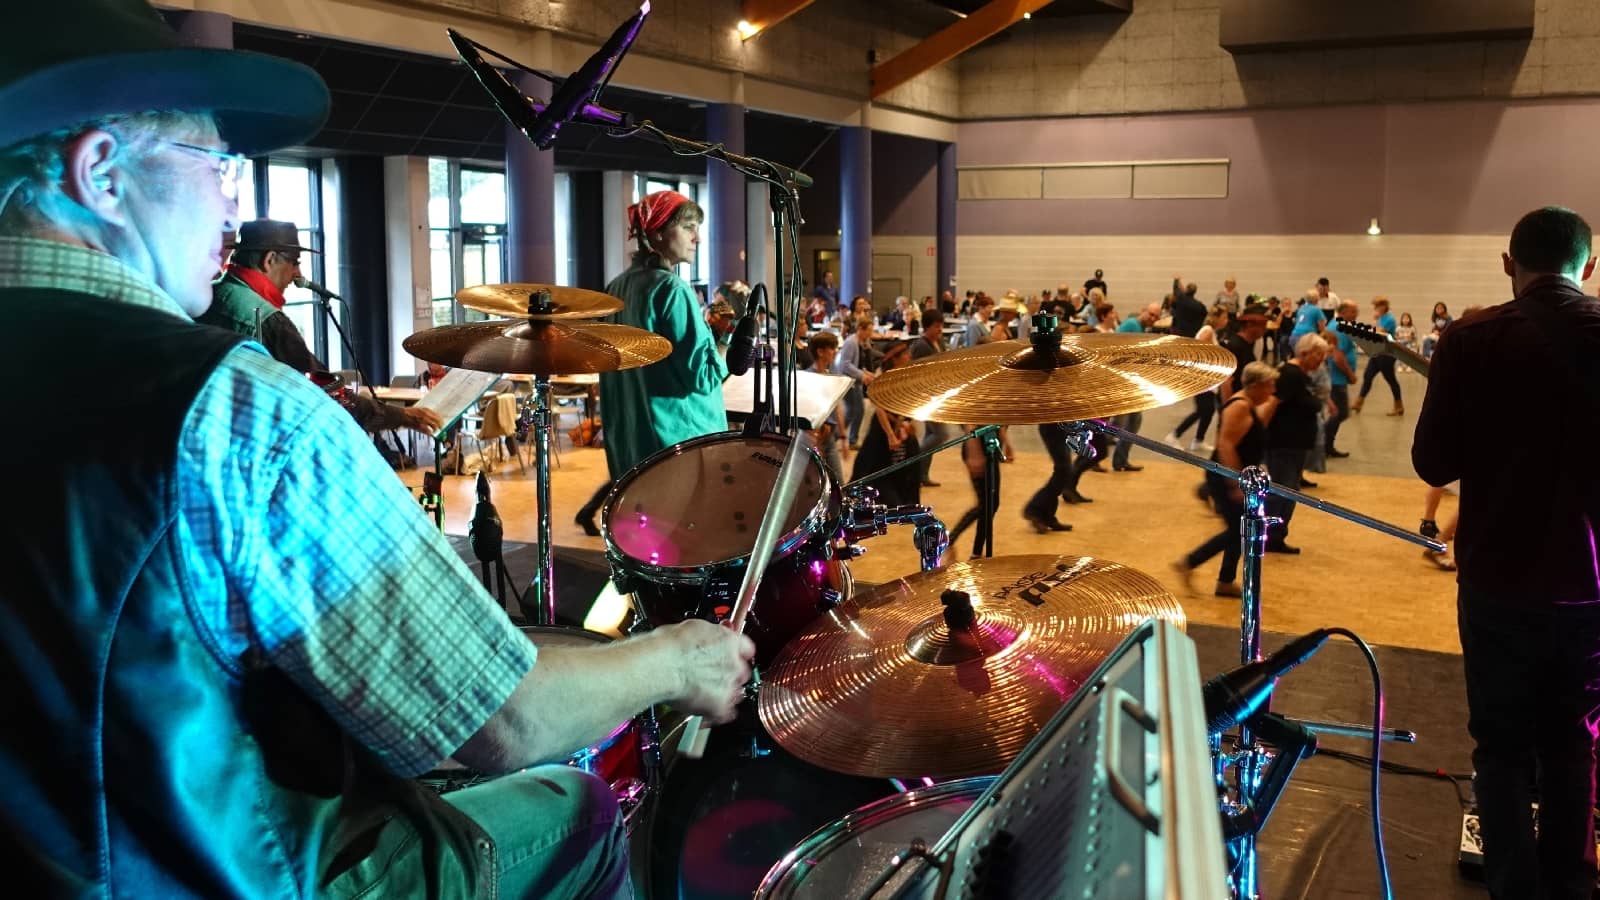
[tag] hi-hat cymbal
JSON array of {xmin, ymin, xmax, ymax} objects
[
  {"xmin": 868, "ymin": 332, "xmax": 1235, "ymax": 424},
  {"xmin": 758, "ymin": 555, "xmax": 1184, "ymax": 779},
  {"xmin": 402, "ymin": 320, "xmax": 669, "ymax": 375},
  {"xmin": 456, "ymin": 283, "xmax": 623, "ymax": 320}
]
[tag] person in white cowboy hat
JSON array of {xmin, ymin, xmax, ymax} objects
[{"xmin": 0, "ymin": 2, "xmax": 751, "ymax": 896}]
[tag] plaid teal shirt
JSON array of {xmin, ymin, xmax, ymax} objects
[{"xmin": 0, "ymin": 238, "xmax": 534, "ymax": 775}]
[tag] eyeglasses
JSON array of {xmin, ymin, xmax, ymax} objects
[{"xmin": 164, "ymin": 141, "xmax": 247, "ymax": 199}]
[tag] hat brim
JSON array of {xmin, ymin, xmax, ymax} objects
[{"xmin": 0, "ymin": 48, "xmax": 328, "ymax": 155}]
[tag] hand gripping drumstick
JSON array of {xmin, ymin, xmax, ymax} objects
[{"xmin": 678, "ymin": 431, "xmax": 816, "ymax": 758}]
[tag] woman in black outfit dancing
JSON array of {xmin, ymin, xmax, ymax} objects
[{"xmin": 1174, "ymin": 362, "xmax": 1280, "ymax": 597}]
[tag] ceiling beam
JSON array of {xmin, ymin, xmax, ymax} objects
[
  {"xmin": 737, "ymin": 0, "xmax": 818, "ymax": 40},
  {"xmin": 871, "ymin": 0, "xmax": 1057, "ymax": 99}
]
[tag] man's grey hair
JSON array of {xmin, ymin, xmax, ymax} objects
[
  {"xmin": 1295, "ymin": 332, "xmax": 1328, "ymax": 355},
  {"xmin": 0, "ymin": 110, "xmax": 215, "ymax": 237}
]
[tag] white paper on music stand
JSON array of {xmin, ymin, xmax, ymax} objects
[
  {"xmin": 416, "ymin": 368, "xmax": 503, "ymax": 438},
  {"xmin": 721, "ymin": 365, "xmax": 853, "ymax": 429}
]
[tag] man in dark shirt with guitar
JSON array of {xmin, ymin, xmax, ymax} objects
[{"xmin": 1414, "ymin": 206, "xmax": 1600, "ymax": 900}]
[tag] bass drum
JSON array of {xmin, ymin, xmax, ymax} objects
[
  {"xmin": 633, "ymin": 714, "xmax": 900, "ymax": 900},
  {"xmin": 754, "ymin": 778, "xmax": 994, "ymax": 898},
  {"xmin": 603, "ymin": 431, "xmax": 851, "ymax": 665}
]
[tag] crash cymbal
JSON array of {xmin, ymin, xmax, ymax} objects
[
  {"xmin": 758, "ymin": 555, "xmax": 1183, "ymax": 779},
  {"xmin": 402, "ymin": 320, "xmax": 670, "ymax": 375},
  {"xmin": 456, "ymin": 283, "xmax": 623, "ymax": 320},
  {"xmin": 868, "ymin": 332, "xmax": 1235, "ymax": 424}
]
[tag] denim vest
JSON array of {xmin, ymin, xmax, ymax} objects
[{"xmin": 0, "ymin": 291, "xmax": 487, "ymax": 897}]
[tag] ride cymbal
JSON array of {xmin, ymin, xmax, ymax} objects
[
  {"xmin": 402, "ymin": 320, "xmax": 670, "ymax": 375},
  {"xmin": 868, "ymin": 332, "xmax": 1235, "ymax": 425},
  {"xmin": 758, "ymin": 555, "xmax": 1184, "ymax": 779},
  {"xmin": 456, "ymin": 283, "xmax": 623, "ymax": 320}
]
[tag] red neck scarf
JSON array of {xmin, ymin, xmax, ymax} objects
[{"xmin": 226, "ymin": 263, "xmax": 285, "ymax": 309}]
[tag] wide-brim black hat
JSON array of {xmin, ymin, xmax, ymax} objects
[{"xmin": 1, "ymin": 0, "xmax": 328, "ymax": 155}]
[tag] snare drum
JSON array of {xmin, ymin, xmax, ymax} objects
[
  {"xmin": 755, "ymin": 778, "xmax": 995, "ymax": 899},
  {"xmin": 602, "ymin": 431, "xmax": 851, "ymax": 663}
]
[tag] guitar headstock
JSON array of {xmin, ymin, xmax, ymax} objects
[
  {"xmin": 1335, "ymin": 319, "xmax": 1389, "ymax": 353},
  {"xmin": 1335, "ymin": 318, "xmax": 1430, "ymax": 376}
]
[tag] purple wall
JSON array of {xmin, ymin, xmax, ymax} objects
[
  {"xmin": 872, "ymin": 131, "xmax": 939, "ymax": 235},
  {"xmin": 956, "ymin": 96, "xmax": 1600, "ymax": 236}
]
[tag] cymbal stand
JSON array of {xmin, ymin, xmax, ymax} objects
[
  {"xmin": 1064, "ymin": 419, "xmax": 1436, "ymax": 899},
  {"xmin": 524, "ymin": 371, "xmax": 557, "ymax": 626}
]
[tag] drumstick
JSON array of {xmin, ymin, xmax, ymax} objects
[{"xmin": 679, "ymin": 431, "xmax": 816, "ymax": 758}]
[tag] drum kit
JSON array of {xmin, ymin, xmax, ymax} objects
[{"xmin": 403, "ymin": 288, "xmax": 1444, "ymax": 898}]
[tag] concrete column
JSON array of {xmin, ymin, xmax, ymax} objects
[
  {"xmin": 601, "ymin": 170, "xmax": 630, "ymax": 284},
  {"xmin": 839, "ymin": 125, "xmax": 872, "ymax": 304},
  {"xmin": 384, "ymin": 156, "xmax": 432, "ymax": 376},
  {"xmin": 176, "ymin": 10, "xmax": 233, "ymax": 48},
  {"xmin": 937, "ymin": 140, "xmax": 957, "ymax": 300},
  {"xmin": 746, "ymin": 182, "xmax": 775, "ymax": 296},
  {"xmin": 705, "ymin": 102, "xmax": 747, "ymax": 287},
  {"xmin": 506, "ymin": 71, "xmax": 556, "ymax": 283}
]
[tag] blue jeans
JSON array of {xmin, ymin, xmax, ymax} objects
[
  {"xmin": 842, "ymin": 384, "xmax": 865, "ymax": 445},
  {"xmin": 1457, "ymin": 588, "xmax": 1600, "ymax": 899}
]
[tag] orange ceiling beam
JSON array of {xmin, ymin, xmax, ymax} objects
[
  {"xmin": 738, "ymin": 0, "xmax": 819, "ymax": 39},
  {"xmin": 872, "ymin": 0, "xmax": 1057, "ymax": 99}
]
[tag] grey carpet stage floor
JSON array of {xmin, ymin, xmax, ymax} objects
[{"xmin": 456, "ymin": 538, "xmax": 1484, "ymax": 897}]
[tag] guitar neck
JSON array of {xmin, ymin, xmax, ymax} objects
[{"xmin": 1383, "ymin": 340, "xmax": 1430, "ymax": 378}]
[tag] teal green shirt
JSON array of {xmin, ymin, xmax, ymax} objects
[
  {"xmin": 600, "ymin": 264, "xmax": 729, "ymax": 478},
  {"xmin": 1117, "ymin": 317, "xmax": 1145, "ymax": 333}
]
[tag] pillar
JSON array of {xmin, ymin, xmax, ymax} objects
[
  {"xmin": 840, "ymin": 125, "xmax": 872, "ymax": 305},
  {"xmin": 506, "ymin": 71, "xmax": 556, "ymax": 283},
  {"xmin": 937, "ymin": 140, "xmax": 957, "ymax": 301},
  {"xmin": 706, "ymin": 102, "xmax": 747, "ymax": 288}
]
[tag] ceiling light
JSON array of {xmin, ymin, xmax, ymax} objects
[
  {"xmin": 736, "ymin": 19, "xmax": 760, "ymax": 40},
  {"xmin": 1023, "ymin": 11, "xmax": 1031, "ymax": 19},
  {"xmin": 1366, "ymin": 217, "xmax": 1382, "ymax": 236}
]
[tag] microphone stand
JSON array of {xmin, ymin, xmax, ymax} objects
[{"xmin": 1065, "ymin": 419, "xmax": 1430, "ymax": 897}]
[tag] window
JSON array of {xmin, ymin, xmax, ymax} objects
[{"xmin": 428, "ymin": 159, "xmax": 509, "ymax": 324}]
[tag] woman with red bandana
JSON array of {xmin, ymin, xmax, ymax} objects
[{"xmin": 577, "ymin": 191, "xmax": 729, "ymax": 534}]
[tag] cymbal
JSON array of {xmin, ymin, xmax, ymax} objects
[
  {"xmin": 402, "ymin": 320, "xmax": 670, "ymax": 375},
  {"xmin": 758, "ymin": 555, "xmax": 1183, "ymax": 779},
  {"xmin": 868, "ymin": 332, "xmax": 1235, "ymax": 424},
  {"xmin": 455, "ymin": 283, "xmax": 623, "ymax": 320}
]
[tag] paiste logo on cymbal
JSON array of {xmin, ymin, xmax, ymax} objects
[{"xmin": 989, "ymin": 560, "xmax": 1094, "ymax": 607}]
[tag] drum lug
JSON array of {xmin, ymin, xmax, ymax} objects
[
  {"xmin": 817, "ymin": 587, "xmax": 846, "ymax": 613},
  {"xmin": 838, "ymin": 544, "xmax": 869, "ymax": 560}
]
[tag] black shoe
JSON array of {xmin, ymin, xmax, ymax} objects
[
  {"xmin": 575, "ymin": 513, "xmax": 601, "ymax": 537},
  {"xmin": 1299, "ymin": 478, "xmax": 1317, "ymax": 489},
  {"xmin": 1419, "ymin": 518, "xmax": 1440, "ymax": 539},
  {"xmin": 920, "ymin": 480, "xmax": 942, "ymax": 488},
  {"xmin": 1326, "ymin": 448, "xmax": 1350, "ymax": 459},
  {"xmin": 1265, "ymin": 542, "xmax": 1302, "ymax": 554},
  {"xmin": 1025, "ymin": 513, "xmax": 1072, "ymax": 533},
  {"xmin": 1062, "ymin": 490, "xmax": 1094, "ymax": 504},
  {"xmin": 1113, "ymin": 463, "xmax": 1144, "ymax": 472}
]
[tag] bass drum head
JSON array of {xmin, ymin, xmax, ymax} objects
[
  {"xmin": 634, "ymin": 715, "xmax": 898, "ymax": 900},
  {"xmin": 604, "ymin": 432, "xmax": 830, "ymax": 572}
]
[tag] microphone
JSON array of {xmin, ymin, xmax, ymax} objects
[
  {"xmin": 725, "ymin": 283, "xmax": 766, "ymax": 377},
  {"xmin": 1202, "ymin": 628, "xmax": 1332, "ymax": 735},
  {"xmin": 447, "ymin": 1, "xmax": 648, "ymax": 151},
  {"xmin": 469, "ymin": 471, "xmax": 503, "ymax": 564},
  {"xmin": 293, "ymin": 276, "xmax": 343, "ymax": 302}
]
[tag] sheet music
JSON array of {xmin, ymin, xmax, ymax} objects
[
  {"xmin": 416, "ymin": 369, "xmax": 502, "ymax": 438},
  {"xmin": 722, "ymin": 364, "xmax": 853, "ymax": 430}
]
